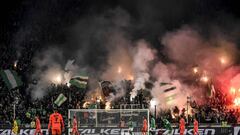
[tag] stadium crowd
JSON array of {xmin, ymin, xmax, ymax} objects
[{"xmin": 0, "ymin": 44, "xmax": 239, "ymax": 129}]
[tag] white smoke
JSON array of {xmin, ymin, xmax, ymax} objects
[
  {"xmin": 101, "ymin": 32, "xmax": 133, "ymax": 81},
  {"xmin": 130, "ymin": 40, "xmax": 155, "ymax": 99},
  {"xmin": 30, "ymin": 8, "xmax": 133, "ymax": 100},
  {"xmin": 101, "ymin": 39, "xmax": 156, "ymax": 103},
  {"xmin": 26, "ymin": 5, "xmax": 240, "ymax": 112},
  {"xmin": 151, "ymin": 62, "xmax": 188, "ymax": 110},
  {"xmin": 106, "ymin": 81, "xmax": 128, "ymax": 103},
  {"xmin": 149, "ymin": 25, "xmax": 238, "ymax": 111},
  {"xmin": 29, "ymin": 47, "xmax": 80, "ymax": 99}
]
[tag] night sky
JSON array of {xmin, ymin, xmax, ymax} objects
[
  {"xmin": 1, "ymin": 0, "xmax": 240, "ymax": 71},
  {"xmin": 1, "ymin": 0, "xmax": 240, "ymax": 46}
]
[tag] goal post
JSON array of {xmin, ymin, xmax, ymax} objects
[{"xmin": 68, "ymin": 109, "xmax": 149, "ymax": 134}]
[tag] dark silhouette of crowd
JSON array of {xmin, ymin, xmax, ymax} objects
[
  {"xmin": 0, "ymin": 82, "xmax": 86, "ymax": 128},
  {"xmin": 154, "ymin": 89, "xmax": 239, "ymax": 128}
]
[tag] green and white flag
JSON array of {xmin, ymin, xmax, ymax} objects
[
  {"xmin": 69, "ymin": 75, "xmax": 88, "ymax": 89},
  {"xmin": 160, "ymin": 82, "xmax": 177, "ymax": 93},
  {"xmin": 159, "ymin": 82, "xmax": 178, "ymax": 104},
  {"xmin": 160, "ymin": 82, "xmax": 172, "ymax": 86},
  {"xmin": 0, "ymin": 69, "xmax": 23, "ymax": 90},
  {"xmin": 150, "ymin": 117, "xmax": 156, "ymax": 129},
  {"xmin": 54, "ymin": 93, "xmax": 67, "ymax": 107}
]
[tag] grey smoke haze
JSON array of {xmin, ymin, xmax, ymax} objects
[
  {"xmin": 29, "ymin": 8, "xmax": 135, "ymax": 98},
  {"xmin": 149, "ymin": 25, "xmax": 240, "ymax": 110},
  {"xmin": 106, "ymin": 81, "xmax": 129, "ymax": 103},
  {"xmin": 161, "ymin": 26, "xmax": 238, "ymax": 78},
  {"xmin": 6, "ymin": 0, "xmax": 240, "ymax": 110},
  {"xmin": 29, "ymin": 47, "xmax": 65, "ymax": 98},
  {"xmin": 28, "ymin": 7, "xmax": 240, "ymax": 110}
]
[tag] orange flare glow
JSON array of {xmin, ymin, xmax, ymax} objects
[
  {"xmin": 105, "ymin": 102, "xmax": 111, "ymax": 110},
  {"xmin": 230, "ymin": 87, "xmax": 236, "ymax": 95},
  {"xmin": 200, "ymin": 76, "xmax": 209, "ymax": 83},
  {"xmin": 128, "ymin": 75, "xmax": 134, "ymax": 80},
  {"xmin": 193, "ymin": 67, "xmax": 198, "ymax": 74},
  {"xmin": 220, "ymin": 57, "xmax": 227, "ymax": 65},
  {"xmin": 118, "ymin": 66, "xmax": 122, "ymax": 74}
]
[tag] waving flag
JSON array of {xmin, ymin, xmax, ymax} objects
[
  {"xmin": 160, "ymin": 82, "xmax": 178, "ymax": 104},
  {"xmin": 69, "ymin": 75, "xmax": 88, "ymax": 89},
  {"xmin": 0, "ymin": 69, "xmax": 23, "ymax": 90},
  {"xmin": 54, "ymin": 93, "xmax": 67, "ymax": 107}
]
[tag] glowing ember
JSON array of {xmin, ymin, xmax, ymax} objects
[
  {"xmin": 96, "ymin": 99, "xmax": 100, "ymax": 103},
  {"xmin": 193, "ymin": 67, "xmax": 198, "ymax": 74},
  {"xmin": 52, "ymin": 74, "xmax": 62, "ymax": 84},
  {"xmin": 220, "ymin": 57, "xmax": 227, "ymax": 65},
  {"xmin": 150, "ymin": 99, "xmax": 157, "ymax": 108},
  {"xmin": 105, "ymin": 102, "xmax": 111, "ymax": 109},
  {"xmin": 130, "ymin": 96, "xmax": 133, "ymax": 102},
  {"xmin": 234, "ymin": 98, "xmax": 240, "ymax": 106},
  {"xmin": 171, "ymin": 113, "xmax": 176, "ymax": 119},
  {"xmin": 118, "ymin": 66, "xmax": 122, "ymax": 74},
  {"xmin": 128, "ymin": 75, "xmax": 134, "ymax": 80},
  {"xmin": 14, "ymin": 60, "xmax": 18, "ymax": 68},
  {"xmin": 56, "ymin": 75, "xmax": 62, "ymax": 83},
  {"xmin": 96, "ymin": 96, "xmax": 101, "ymax": 103},
  {"xmin": 200, "ymin": 76, "xmax": 209, "ymax": 83},
  {"xmin": 230, "ymin": 87, "xmax": 236, "ymax": 95}
]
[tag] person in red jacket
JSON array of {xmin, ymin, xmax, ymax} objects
[
  {"xmin": 179, "ymin": 116, "xmax": 185, "ymax": 135},
  {"xmin": 34, "ymin": 115, "xmax": 43, "ymax": 135},
  {"xmin": 72, "ymin": 115, "xmax": 80, "ymax": 135},
  {"xmin": 48, "ymin": 108, "xmax": 65, "ymax": 135},
  {"xmin": 193, "ymin": 118, "xmax": 199, "ymax": 135},
  {"xmin": 141, "ymin": 116, "xmax": 148, "ymax": 135}
]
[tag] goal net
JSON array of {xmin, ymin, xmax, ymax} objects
[{"xmin": 68, "ymin": 109, "xmax": 149, "ymax": 134}]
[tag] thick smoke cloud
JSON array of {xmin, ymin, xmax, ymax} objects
[
  {"xmin": 150, "ymin": 26, "xmax": 239, "ymax": 110},
  {"xmin": 130, "ymin": 40, "xmax": 155, "ymax": 99},
  {"xmin": 28, "ymin": 8, "xmax": 240, "ymax": 113},
  {"xmin": 29, "ymin": 47, "xmax": 66, "ymax": 98},
  {"xmin": 161, "ymin": 26, "xmax": 238, "ymax": 79},
  {"xmin": 101, "ymin": 32, "xmax": 133, "ymax": 81},
  {"xmin": 29, "ymin": 8, "xmax": 135, "ymax": 99},
  {"xmin": 9, "ymin": 0, "xmax": 240, "ymax": 112}
]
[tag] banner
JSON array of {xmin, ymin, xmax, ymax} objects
[
  {"xmin": 0, "ymin": 127, "xmax": 238, "ymax": 135},
  {"xmin": 75, "ymin": 127, "xmax": 233, "ymax": 135},
  {"xmin": 0, "ymin": 69, "xmax": 23, "ymax": 89},
  {"xmin": 0, "ymin": 129, "xmax": 49, "ymax": 135},
  {"xmin": 54, "ymin": 93, "xmax": 67, "ymax": 107},
  {"xmin": 69, "ymin": 76, "xmax": 88, "ymax": 89},
  {"xmin": 155, "ymin": 127, "xmax": 233, "ymax": 135}
]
